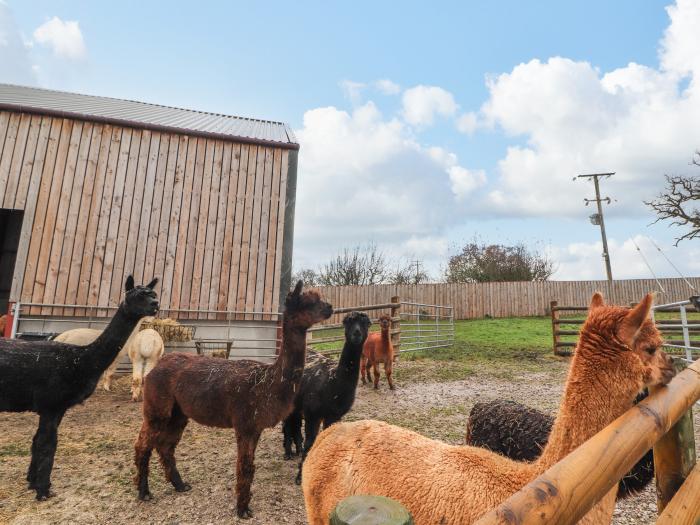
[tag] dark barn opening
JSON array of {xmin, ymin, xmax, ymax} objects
[{"xmin": 0, "ymin": 209, "xmax": 23, "ymax": 315}]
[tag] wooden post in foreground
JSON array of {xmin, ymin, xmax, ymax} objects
[
  {"xmin": 473, "ymin": 360, "xmax": 700, "ymax": 525},
  {"xmin": 550, "ymin": 301, "xmax": 560, "ymax": 355},
  {"xmin": 330, "ymin": 495, "xmax": 413, "ymax": 525},
  {"xmin": 652, "ymin": 359, "xmax": 697, "ymax": 513},
  {"xmin": 656, "ymin": 463, "xmax": 700, "ymax": 525},
  {"xmin": 390, "ymin": 296, "xmax": 400, "ymax": 356}
]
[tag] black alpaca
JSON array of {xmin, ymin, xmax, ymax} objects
[
  {"xmin": 0, "ymin": 276, "xmax": 159, "ymax": 500},
  {"xmin": 282, "ymin": 311, "xmax": 371, "ymax": 484}
]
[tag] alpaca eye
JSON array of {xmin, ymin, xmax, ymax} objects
[{"xmin": 645, "ymin": 346, "xmax": 656, "ymax": 355}]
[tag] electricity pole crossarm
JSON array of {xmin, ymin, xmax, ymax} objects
[{"xmin": 577, "ymin": 172, "xmax": 614, "ymax": 282}]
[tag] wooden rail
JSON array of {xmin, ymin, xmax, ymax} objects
[{"xmin": 474, "ymin": 359, "xmax": 700, "ymax": 525}]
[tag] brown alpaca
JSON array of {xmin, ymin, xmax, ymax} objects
[
  {"xmin": 0, "ymin": 314, "xmax": 6, "ymax": 337},
  {"xmin": 134, "ymin": 281, "xmax": 332, "ymax": 519},
  {"xmin": 302, "ymin": 293, "xmax": 675, "ymax": 524},
  {"xmin": 361, "ymin": 314, "xmax": 395, "ymax": 389}
]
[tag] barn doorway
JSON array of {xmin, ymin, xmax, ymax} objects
[{"xmin": 0, "ymin": 209, "xmax": 23, "ymax": 315}]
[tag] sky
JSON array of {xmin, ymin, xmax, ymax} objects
[{"xmin": 2, "ymin": 0, "xmax": 700, "ymax": 282}]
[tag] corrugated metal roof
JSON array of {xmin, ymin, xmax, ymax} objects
[{"xmin": 0, "ymin": 83, "xmax": 299, "ymax": 150}]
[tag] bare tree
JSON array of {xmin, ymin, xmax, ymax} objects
[
  {"xmin": 291, "ymin": 268, "xmax": 319, "ymax": 287},
  {"xmin": 318, "ymin": 244, "xmax": 389, "ymax": 286},
  {"xmin": 445, "ymin": 242, "xmax": 555, "ymax": 283},
  {"xmin": 389, "ymin": 260, "xmax": 431, "ymax": 284},
  {"xmin": 646, "ymin": 152, "xmax": 700, "ymax": 245}
]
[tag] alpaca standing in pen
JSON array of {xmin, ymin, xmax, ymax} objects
[
  {"xmin": 0, "ymin": 276, "xmax": 159, "ymax": 500},
  {"xmin": 302, "ymin": 293, "xmax": 674, "ymax": 525}
]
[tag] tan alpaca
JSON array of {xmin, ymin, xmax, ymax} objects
[
  {"xmin": 302, "ymin": 293, "xmax": 675, "ymax": 525},
  {"xmin": 53, "ymin": 317, "xmax": 150, "ymax": 394},
  {"xmin": 128, "ymin": 328, "xmax": 165, "ymax": 402}
]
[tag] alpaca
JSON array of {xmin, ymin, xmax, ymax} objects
[
  {"xmin": 0, "ymin": 314, "xmax": 7, "ymax": 336},
  {"xmin": 361, "ymin": 314, "xmax": 396, "ymax": 389},
  {"xmin": 128, "ymin": 328, "xmax": 165, "ymax": 402},
  {"xmin": 302, "ymin": 293, "xmax": 675, "ymax": 525},
  {"xmin": 134, "ymin": 281, "xmax": 333, "ymax": 519},
  {"xmin": 282, "ymin": 311, "xmax": 371, "ymax": 484},
  {"xmin": 0, "ymin": 276, "xmax": 159, "ymax": 500},
  {"xmin": 464, "ymin": 395, "xmax": 654, "ymax": 499},
  {"xmin": 52, "ymin": 317, "xmax": 149, "ymax": 391}
]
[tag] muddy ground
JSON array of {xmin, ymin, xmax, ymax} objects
[{"xmin": 0, "ymin": 358, "xmax": 697, "ymax": 524}]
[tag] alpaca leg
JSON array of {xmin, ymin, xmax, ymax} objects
[
  {"xmin": 26, "ymin": 424, "xmax": 41, "ymax": 487},
  {"xmin": 360, "ymin": 356, "xmax": 367, "ymax": 385},
  {"xmin": 385, "ymin": 361, "xmax": 395, "ymax": 390},
  {"xmin": 283, "ymin": 410, "xmax": 302, "ymax": 460},
  {"xmin": 134, "ymin": 420, "xmax": 155, "ymax": 501},
  {"xmin": 131, "ymin": 356, "xmax": 145, "ymax": 402},
  {"xmin": 33, "ymin": 411, "xmax": 64, "ymax": 501},
  {"xmin": 296, "ymin": 415, "xmax": 322, "ymax": 485},
  {"xmin": 156, "ymin": 408, "xmax": 190, "ymax": 493},
  {"xmin": 372, "ymin": 362, "xmax": 381, "ymax": 389},
  {"xmin": 235, "ymin": 430, "xmax": 261, "ymax": 519},
  {"xmin": 102, "ymin": 358, "xmax": 119, "ymax": 391},
  {"xmin": 365, "ymin": 358, "xmax": 373, "ymax": 384}
]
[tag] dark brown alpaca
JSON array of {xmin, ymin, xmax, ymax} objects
[{"xmin": 133, "ymin": 281, "xmax": 332, "ymax": 518}]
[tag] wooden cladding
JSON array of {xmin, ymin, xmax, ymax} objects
[
  {"xmin": 314, "ymin": 277, "xmax": 700, "ymax": 320},
  {"xmin": 0, "ymin": 110, "xmax": 290, "ymax": 319}
]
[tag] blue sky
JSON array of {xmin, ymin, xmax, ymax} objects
[{"xmin": 3, "ymin": 0, "xmax": 700, "ymax": 282}]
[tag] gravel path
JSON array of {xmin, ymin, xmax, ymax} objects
[{"xmin": 0, "ymin": 359, "xmax": 696, "ymax": 524}]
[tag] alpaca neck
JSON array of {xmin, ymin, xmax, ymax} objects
[
  {"xmin": 337, "ymin": 339, "xmax": 363, "ymax": 380},
  {"xmin": 381, "ymin": 328, "xmax": 390, "ymax": 344},
  {"xmin": 536, "ymin": 348, "xmax": 638, "ymax": 470},
  {"xmin": 274, "ymin": 317, "xmax": 308, "ymax": 382},
  {"xmin": 81, "ymin": 308, "xmax": 144, "ymax": 375}
]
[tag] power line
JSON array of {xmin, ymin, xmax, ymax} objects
[
  {"xmin": 576, "ymin": 172, "xmax": 614, "ymax": 281},
  {"xmin": 632, "ymin": 239, "xmax": 665, "ymax": 293},
  {"xmin": 648, "ymin": 238, "xmax": 697, "ymax": 292}
]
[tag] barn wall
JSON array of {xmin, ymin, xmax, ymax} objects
[{"xmin": 0, "ymin": 110, "xmax": 290, "ymax": 318}]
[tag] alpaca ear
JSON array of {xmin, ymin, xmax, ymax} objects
[
  {"xmin": 619, "ymin": 293, "xmax": 654, "ymax": 344},
  {"xmin": 293, "ymin": 280, "xmax": 303, "ymax": 296},
  {"xmin": 146, "ymin": 278, "xmax": 159, "ymax": 290},
  {"xmin": 125, "ymin": 275, "xmax": 135, "ymax": 291},
  {"xmin": 589, "ymin": 292, "xmax": 605, "ymax": 310}
]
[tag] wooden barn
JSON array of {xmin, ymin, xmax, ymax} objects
[{"xmin": 0, "ymin": 84, "xmax": 298, "ymax": 359}]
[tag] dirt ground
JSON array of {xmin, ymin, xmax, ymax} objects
[{"xmin": 0, "ymin": 359, "xmax": 697, "ymax": 525}]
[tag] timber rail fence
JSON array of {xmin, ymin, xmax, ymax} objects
[
  {"xmin": 474, "ymin": 358, "xmax": 700, "ymax": 524},
  {"xmin": 315, "ymin": 277, "xmax": 700, "ymax": 320}
]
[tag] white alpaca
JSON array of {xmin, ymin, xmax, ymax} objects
[
  {"xmin": 128, "ymin": 328, "xmax": 165, "ymax": 401},
  {"xmin": 52, "ymin": 317, "xmax": 160, "ymax": 399}
]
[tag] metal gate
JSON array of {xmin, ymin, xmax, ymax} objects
[
  {"xmin": 652, "ymin": 298, "xmax": 700, "ymax": 363},
  {"xmin": 398, "ymin": 301, "xmax": 455, "ymax": 353}
]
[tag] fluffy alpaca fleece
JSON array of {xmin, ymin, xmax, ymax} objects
[
  {"xmin": 0, "ymin": 314, "xmax": 7, "ymax": 336},
  {"xmin": 52, "ymin": 317, "xmax": 149, "ymax": 391},
  {"xmin": 361, "ymin": 314, "xmax": 396, "ymax": 389},
  {"xmin": 302, "ymin": 293, "xmax": 675, "ymax": 525},
  {"xmin": 128, "ymin": 328, "xmax": 165, "ymax": 402},
  {"xmin": 134, "ymin": 281, "xmax": 333, "ymax": 519}
]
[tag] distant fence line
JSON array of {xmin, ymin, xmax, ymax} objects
[{"xmin": 314, "ymin": 277, "xmax": 700, "ymax": 320}]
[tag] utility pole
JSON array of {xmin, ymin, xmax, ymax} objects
[
  {"xmin": 577, "ymin": 172, "xmax": 614, "ymax": 281},
  {"xmin": 410, "ymin": 259, "xmax": 422, "ymax": 284}
]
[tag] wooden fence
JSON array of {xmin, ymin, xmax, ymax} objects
[{"xmin": 315, "ymin": 278, "xmax": 700, "ymax": 320}]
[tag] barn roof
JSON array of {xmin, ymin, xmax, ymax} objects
[{"xmin": 0, "ymin": 83, "xmax": 299, "ymax": 150}]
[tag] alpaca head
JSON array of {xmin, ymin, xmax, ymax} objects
[
  {"xmin": 578, "ymin": 292, "xmax": 675, "ymax": 401},
  {"xmin": 343, "ymin": 311, "xmax": 371, "ymax": 346},
  {"xmin": 123, "ymin": 276, "xmax": 160, "ymax": 319},
  {"xmin": 378, "ymin": 314, "xmax": 391, "ymax": 332},
  {"xmin": 284, "ymin": 281, "xmax": 333, "ymax": 329}
]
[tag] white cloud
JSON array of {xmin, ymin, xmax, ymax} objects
[
  {"xmin": 550, "ymin": 235, "xmax": 700, "ymax": 282},
  {"xmin": 294, "ymin": 101, "xmax": 477, "ymax": 271},
  {"xmin": 402, "ymin": 85, "xmax": 458, "ymax": 126},
  {"xmin": 456, "ymin": 112, "xmax": 479, "ymax": 135},
  {"xmin": 33, "ymin": 17, "xmax": 86, "ymax": 60},
  {"xmin": 470, "ymin": 0, "xmax": 700, "ymax": 219},
  {"xmin": 449, "ymin": 166, "xmax": 486, "ymax": 200},
  {"xmin": 339, "ymin": 79, "xmax": 366, "ymax": 105},
  {"xmin": 0, "ymin": 2, "xmax": 36, "ymax": 84},
  {"xmin": 375, "ymin": 79, "xmax": 401, "ymax": 95}
]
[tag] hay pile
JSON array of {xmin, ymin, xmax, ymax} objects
[{"xmin": 140, "ymin": 318, "xmax": 195, "ymax": 342}]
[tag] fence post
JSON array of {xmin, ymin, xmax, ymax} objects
[
  {"xmin": 330, "ymin": 495, "xmax": 413, "ymax": 525},
  {"xmin": 391, "ymin": 296, "xmax": 401, "ymax": 355},
  {"xmin": 652, "ymin": 359, "xmax": 697, "ymax": 513},
  {"xmin": 551, "ymin": 300, "xmax": 560, "ymax": 356}
]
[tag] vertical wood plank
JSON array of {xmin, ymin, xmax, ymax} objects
[
  {"xmin": 217, "ymin": 143, "xmax": 241, "ymax": 317},
  {"xmin": 263, "ymin": 148, "xmax": 282, "ymax": 319},
  {"xmin": 53, "ymin": 123, "xmax": 95, "ymax": 315},
  {"xmin": 254, "ymin": 147, "xmax": 274, "ymax": 320},
  {"xmin": 143, "ymin": 134, "xmax": 170, "ymax": 284},
  {"xmin": 11, "ymin": 115, "xmax": 42, "ymax": 209},
  {"xmin": 236, "ymin": 145, "xmax": 258, "ymax": 319},
  {"xmin": 227, "ymin": 144, "xmax": 250, "ymax": 315},
  {"xmin": 180, "ymin": 138, "xmax": 205, "ymax": 318},
  {"xmin": 0, "ymin": 113, "xmax": 25, "ymax": 206},
  {"xmin": 208, "ymin": 142, "xmax": 231, "ymax": 319},
  {"xmin": 189, "ymin": 139, "xmax": 214, "ymax": 317},
  {"xmin": 272, "ymin": 150, "xmax": 289, "ymax": 313},
  {"xmin": 152, "ymin": 134, "xmax": 179, "ymax": 293},
  {"xmin": 132, "ymin": 132, "xmax": 161, "ymax": 285},
  {"xmin": 199, "ymin": 140, "xmax": 223, "ymax": 319},
  {"xmin": 160, "ymin": 134, "xmax": 188, "ymax": 313},
  {"xmin": 246, "ymin": 145, "xmax": 266, "ymax": 320}
]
